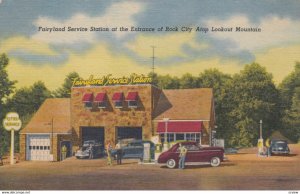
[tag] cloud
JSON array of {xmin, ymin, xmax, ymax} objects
[
  {"xmin": 205, "ymin": 15, "xmax": 300, "ymax": 51},
  {"xmin": 0, "ymin": 36, "xmax": 68, "ymax": 66},
  {"xmin": 125, "ymin": 32, "xmax": 208, "ymax": 60},
  {"xmin": 255, "ymin": 44, "xmax": 300, "ymax": 84},
  {"xmin": 31, "ymin": 1, "xmax": 144, "ymax": 44}
]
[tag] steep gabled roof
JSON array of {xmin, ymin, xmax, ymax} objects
[
  {"xmin": 20, "ymin": 98, "xmax": 71, "ymax": 134},
  {"xmin": 153, "ymin": 88, "xmax": 213, "ymax": 120}
]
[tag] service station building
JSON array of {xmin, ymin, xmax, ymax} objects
[{"xmin": 20, "ymin": 82, "xmax": 215, "ymax": 161}]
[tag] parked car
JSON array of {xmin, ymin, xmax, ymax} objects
[
  {"xmin": 111, "ymin": 140, "xmax": 155, "ymax": 161},
  {"xmin": 270, "ymin": 139, "xmax": 290, "ymax": 155},
  {"xmin": 157, "ymin": 141, "xmax": 224, "ymax": 169},
  {"xmin": 75, "ymin": 140, "xmax": 104, "ymax": 159}
]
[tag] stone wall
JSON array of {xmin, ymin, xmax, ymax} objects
[
  {"xmin": 71, "ymin": 85, "xmax": 156, "ymax": 153},
  {"xmin": 19, "ymin": 134, "xmax": 26, "ymax": 161}
]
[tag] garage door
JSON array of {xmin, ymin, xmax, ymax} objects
[
  {"xmin": 81, "ymin": 127, "xmax": 104, "ymax": 149},
  {"xmin": 26, "ymin": 135, "xmax": 51, "ymax": 161}
]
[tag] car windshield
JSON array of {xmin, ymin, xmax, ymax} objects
[{"xmin": 275, "ymin": 142, "xmax": 287, "ymax": 147}]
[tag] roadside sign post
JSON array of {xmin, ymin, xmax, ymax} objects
[{"xmin": 2, "ymin": 112, "xmax": 22, "ymax": 165}]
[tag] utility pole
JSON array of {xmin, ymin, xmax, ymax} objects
[{"xmin": 151, "ymin": 46, "xmax": 156, "ymax": 76}]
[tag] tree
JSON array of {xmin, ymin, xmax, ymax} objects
[
  {"xmin": 279, "ymin": 62, "xmax": 300, "ymax": 109},
  {"xmin": 0, "ymin": 54, "xmax": 16, "ymax": 104},
  {"xmin": 148, "ymin": 72, "xmax": 159, "ymax": 87},
  {"xmin": 0, "ymin": 54, "xmax": 16, "ymax": 155},
  {"xmin": 179, "ymin": 73, "xmax": 198, "ymax": 89},
  {"xmin": 197, "ymin": 69, "xmax": 232, "ymax": 139},
  {"xmin": 157, "ymin": 74, "xmax": 180, "ymax": 89},
  {"xmin": 7, "ymin": 81, "xmax": 52, "ymax": 116},
  {"xmin": 53, "ymin": 72, "xmax": 81, "ymax": 98},
  {"xmin": 279, "ymin": 63, "xmax": 300, "ymax": 142},
  {"xmin": 223, "ymin": 63, "xmax": 281, "ymax": 147},
  {"xmin": 6, "ymin": 81, "xmax": 52, "ymax": 152}
]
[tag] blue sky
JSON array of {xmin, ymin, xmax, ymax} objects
[{"xmin": 0, "ymin": 0, "xmax": 299, "ymax": 90}]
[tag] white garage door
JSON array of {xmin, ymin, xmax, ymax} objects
[{"xmin": 26, "ymin": 135, "xmax": 51, "ymax": 161}]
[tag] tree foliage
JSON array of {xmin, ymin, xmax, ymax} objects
[
  {"xmin": 279, "ymin": 63, "xmax": 300, "ymax": 142},
  {"xmin": 0, "ymin": 54, "xmax": 16, "ymax": 155},
  {"xmin": 223, "ymin": 63, "xmax": 281, "ymax": 147},
  {"xmin": 53, "ymin": 72, "xmax": 81, "ymax": 98}
]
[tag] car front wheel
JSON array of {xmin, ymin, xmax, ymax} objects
[
  {"xmin": 166, "ymin": 159, "xmax": 176, "ymax": 169},
  {"xmin": 210, "ymin": 157, "xmax": 221, "ymax": 167}
]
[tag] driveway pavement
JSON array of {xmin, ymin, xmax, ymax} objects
[{"xmin": 0, "ymin": 144, "xmax": 299, "ymax": 190}]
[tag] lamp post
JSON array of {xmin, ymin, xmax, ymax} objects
[
  {"xmin": 259, "ymin": 120, "xmax": 262, "ymax": 139},
  {"xmin": 257, "ymin": 120, "xmax": 264, "ymax": 156},
  {"xmin": 163, "ymin": 118, "xmax": 169, "ymax": 151}
]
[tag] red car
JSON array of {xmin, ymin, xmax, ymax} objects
[{"xmin": 158, "ymin": 141, "xmax": 225, "ymax": 169}]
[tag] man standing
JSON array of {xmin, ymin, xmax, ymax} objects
[
  {"xmin": 89, "ymin": 144, "xmax": 94, "ymax": 159},
  {"xmin": 61, "ymin": 145, "xmax": 67, "ymax": 161},
  {"xmin": 115, "ymin": 141, "xmax": 122, "ymax": 165},
  {"xmin": 178, "ymin": 143, "xmax": 187, "ymax": 169},
  {"xmin": 106, "ymin": 142, "xmax": 112, "ymax": 165},
  {"xmin": 266, "ymin": 138, "xmax": 271, "ymax": 157}
]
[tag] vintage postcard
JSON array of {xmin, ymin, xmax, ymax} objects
[{"xmin": 0, "ymin": 0, "xmax": 299, "ymax": 192}]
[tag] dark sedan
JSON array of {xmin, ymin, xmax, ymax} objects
[
  {"xmin": 158, "ymin": 141, "xmax": 224, "ymax": 168},
  {"xmin": 112, "ymin": 140, "xmax": 155, "ymax": 161},
  {"xmin": 270, "ymin": 139, "xmax": 290, "ymax": 155}
]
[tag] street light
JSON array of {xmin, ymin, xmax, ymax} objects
[{"xmin": 163, "ymin": 118, "xmax": 169, "ymax": 151}]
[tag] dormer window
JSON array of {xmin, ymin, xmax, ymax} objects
[
  {"xmin": 112, "ymin": 92, "xmax": 123, "ymax": 108},
  {"xmin": 82, "ymin": 93, "xmax": 93, "ymax": 109},
  {"xmin": 95, "ymin": 92, "xmax": 107, "ymax": 108},
  {"xmin": 126, "ymin": 92, "xmax": 138, "ymax": 108}
]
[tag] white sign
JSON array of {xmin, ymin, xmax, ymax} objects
[{"xmin": 3, "ymin": 112, "xmax": 22, "ymax": 131}]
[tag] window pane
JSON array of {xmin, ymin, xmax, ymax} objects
[
  {"xmin": 85, "ymin": 102, "xmax": 93, "ymax": 108},
  {"xmin": 29, "ymin": 146, "xmax": 32, "ymax": 150},
  {"xmin": 168, "ymin": 133, "xmax": 174, "ymax": 142},
  {"xmin": 98, "ymin": 101, "xmax": 107, "ymax": 108},
  {"xmin": 186, "ymin": 144, "xmax": 200, "ymax": 151},
  {"xmin": 176, "ymin": 134, "xmax": 185, "ymax": 141},
  {"xmin": 115, "ymin": 101, "xmax": 123, "ymax": 108},
  {"xmin": 128, "ymin": 101, "xmax": 137, "ymax": 107}
]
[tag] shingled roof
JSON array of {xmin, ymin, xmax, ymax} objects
[
  {"xmin": 20, "ymin": 98, "xmax": 71, "ymax": 134},
  {"xmin": 153, "ymin": 88, "xmax": 213, "ymax": 120}
]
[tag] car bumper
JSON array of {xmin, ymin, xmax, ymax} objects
[{"xmin": 271, "ymin": 151, "xmax": 290, "ymax": 154}]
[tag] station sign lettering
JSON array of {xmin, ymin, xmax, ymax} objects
[
  {"xmin": 72, "ymin": 73, "xmax": 152, "ymax": 87},
  {"xmin": 3, "ymin": 112, "xmax": 22, "ymax": 131}
]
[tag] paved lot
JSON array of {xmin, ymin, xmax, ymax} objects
[{"xmin": 0, "ymin": 144, "xmax": 300, "ymax": 190}]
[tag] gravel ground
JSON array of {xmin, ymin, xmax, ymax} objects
[{"xmin": 0, "ymin": 144, "xmax": 299, "ymax": 190}]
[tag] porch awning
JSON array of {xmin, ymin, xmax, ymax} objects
[
  {"xmin": 157, "ymin": 121, "xmax": 202, "ymax": 133},
  {"xmin": 82, "ymin": 93, "xmax": 93, "ymax": 102},
  {"xmin": 95, "ymin": 92, "xmax": 106, "ymax": 102},
  {"xmin": 112, "ymin": 92, "xmax": 123, "ymax": 101},
  {"xmin": 126, "ymin": 92, "xmax": 138, "ymax": 101}
]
